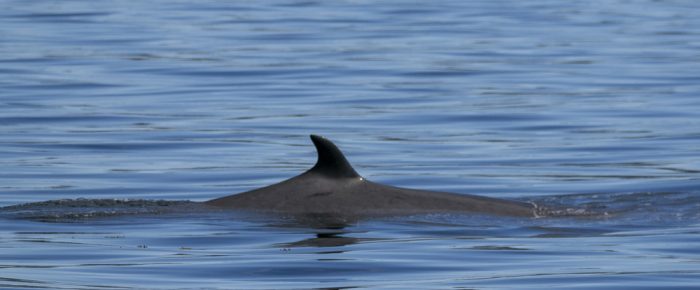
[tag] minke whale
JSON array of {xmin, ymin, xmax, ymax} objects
[{"xmin": 206, "ymin": 135, "xmax": 539, "ymax": 219}]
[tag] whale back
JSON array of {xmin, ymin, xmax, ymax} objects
[{"xmin": 205, "ymin": 135, "xmax": 536, "ymax": 219}]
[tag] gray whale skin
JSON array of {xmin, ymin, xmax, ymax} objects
[{"xmin": 206, "ymin": 135, "xmax": 537, "ymax": 218}]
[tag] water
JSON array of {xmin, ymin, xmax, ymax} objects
[{"xmin": 1, "ymin": 0, "xmax": 700, "ymax": 288}]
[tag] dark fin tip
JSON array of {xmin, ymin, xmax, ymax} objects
[{"xmin": 309, "ymin": 135, "xmax": 361, "ymax": 178}]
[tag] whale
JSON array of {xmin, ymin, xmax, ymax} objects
[{"xmin": 206, "ymin": 135, "xmax": 539, "ymax": 219}]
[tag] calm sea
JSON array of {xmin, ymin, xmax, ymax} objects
[{"xmin": 1, "ymin": 0, "xmax": 699, "ymax": 289}]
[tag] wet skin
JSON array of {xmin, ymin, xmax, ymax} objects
[{"xmin": 206, "ymin": 135, "xmax": 537, "ymax": 219}]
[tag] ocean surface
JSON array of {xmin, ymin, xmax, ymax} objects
[{"xmin": 2, "ymin": 0, "xmax": 700, "ymax": 289}]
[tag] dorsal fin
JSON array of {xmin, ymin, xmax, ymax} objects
[{"xmin": 308, "ymin": 134, "xmax": 361, "ymax": 178}]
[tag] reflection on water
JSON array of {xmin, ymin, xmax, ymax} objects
[{"xmin": 280, "ymin": 232, "xmax": 365, "ymax": 248}]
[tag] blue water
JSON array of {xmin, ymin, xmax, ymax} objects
[{"xmin": 2, "ymin": 0, "xmax": 700, "ymax": 288}]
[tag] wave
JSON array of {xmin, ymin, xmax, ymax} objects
[
  {"xmin": 0, "ymin": 198, "xmax": 202, "ymax": 222},
  {"xmin": 529, "ymin": 191, "xmax": 700, "ymax": 224}
]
